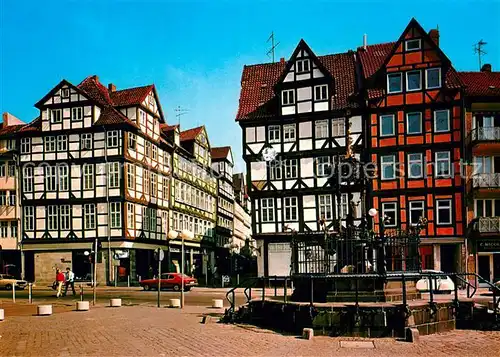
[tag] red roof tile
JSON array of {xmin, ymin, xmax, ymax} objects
[
  {"xmin": 110, "ymin": 85, "xmax": 153, "ymax": 107},
  {"xmin": 160, "ymin": 124, "xmax": 179, "ymax": 132},
  {"xmin": 0, "ymin": 124, "xmax": 25, "ymax": 137},
  {"xmin": 19, "ymin": 117, "xmax": 42, "ymax": 133},
  {"xmin": 180, "ymin": 126, "xmax": 203, "ymax": 141},
  {"xmin": 236, "ymin": 51, "xmax": 358, "ymax": 121},
  {"xmin": 78, "ymin": 75, "xmax": 113, "ymax": 106},
  {"xmin": 357, "ymin": 42, "xmax": 395, "ymax": 79},
  {"xmin": 211, "ymin": 146, "xmax": 230, "ymax": 160},
  {"xmin": 458, "ymin": 71, "xmax": 500, "ymax": 97}
]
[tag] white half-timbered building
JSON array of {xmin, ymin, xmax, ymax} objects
[
  {"xmin": 19, "ymin": 76, "xmax": 171, "ymax": 284},
  {"xmin": 236, "ymin": 40, "xmax": 364, "ymax": 277}
]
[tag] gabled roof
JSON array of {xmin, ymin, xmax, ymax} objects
[
  {"xmin": 160, "ymin": 124, "xmax": 179, "ymax": 132},
  {"xmin": 19, "ymin": 117, "xmax": 42, "ymax": 133},
  {"xmin": 236, "ymin": 51, "xmax": 358, "ymax": 121},
  {"xmin": 110, "ymin": 85, "xmax": 153, "ymax": 106},
  {"xmin": 77, "ymin": 75, "xmax": 112, "ymax": 107},
  {"xmin": 0, "ymin": 123, "xmax": 25, "ymax": 137},
  {"xmin": 211, "ymin": 146, "xmax": 231, "ymax": 161},
  {"xmin": 458, "ymin": 71, "xmax": 500, "ymax": 97},
  {"xmin": 34, "ymin": 79, "xmax": 90, "ymax": 109},
  {"xmin": 180, "ymin": 126, "xmax": 203, "ymax": 142}
]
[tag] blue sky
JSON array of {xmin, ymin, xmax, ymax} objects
[{"xmin": 1, "ymin": 0, "xmax": 499, "ymax": 171}]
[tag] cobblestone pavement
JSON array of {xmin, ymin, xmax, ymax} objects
[{"xmin": 1, "ymin": 304, "xmax": 500, "ymax": 357}]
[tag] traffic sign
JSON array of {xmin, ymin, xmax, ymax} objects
[{"xmin": 155, "ymin": 249, "xmax": 165, "ymax": 261}]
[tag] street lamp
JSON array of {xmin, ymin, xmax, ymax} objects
[{"xmin": 167, "ymin": 229, "xmax": 194, "ymax": 308}]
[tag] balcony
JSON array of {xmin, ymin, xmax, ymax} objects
[
  {"xmin": 471, "ymin": 127, "xmax": 500, "ymax": 142},
  {"xmin": 472, "ymin": 173, "xmax": 500, "ymax": 188},
  {"xmin": 478, "ymin": 217, "xmax": 500, "ymax": 233}
]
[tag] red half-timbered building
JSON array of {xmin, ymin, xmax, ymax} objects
[{"xmin": 357, "ymin": 19, "xmax": 465, "ymax": 272}]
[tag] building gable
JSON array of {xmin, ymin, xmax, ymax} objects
[{"xmin": 35, "ymin": 80, "xmax": 91, "ymax": 109}]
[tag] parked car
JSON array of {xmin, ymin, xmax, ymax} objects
[
  {"xmin": 416, "ymin": 270, "xmax": 455, "ymax": 294},
  {"xmin": 140, "ymin": 273, "xmax": 197, "ymax": 291},
  {"xmin": 0, "ymin": 274, "xmax": 28, "ymax": 290}
]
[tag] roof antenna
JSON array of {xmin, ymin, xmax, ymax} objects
[
  {"xmin": 474, "ymin": 40, "xmax": 487, "ymax": 71},
  {"xmin": 174, "ymin": 106, "xmax": 189, "ymax": 126},
  {"xmin": 267, "ymin": 31, "xmax": 280, "ymax": 63}
]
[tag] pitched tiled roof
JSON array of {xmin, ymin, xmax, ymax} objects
[
  {"xmin": 160, "ymin": 124, "xmax": 179, "ymax": 132},
  {"xmin": 19, "ymin": 117, "xmax": 42, "ymax": 133},
  {"xmin": 458, "ymin": 72, "xmax": 500, "ymax": 97},
  {"xmin": 0, "ymin": 124, "xmax": 25, "ymax": 137},
  {"xmin": 236, "ymin": 51, "xmax": 359, "ymax": 121},
  {"xmin": 110, "ymin": 85, "xmax": 153, "ymax": 106},
  {"xmin": 211, "ymin": 146, "xmax": 230, "ymax": 160},
  {"xmin": 180, "ymin": 126, "xmax": 203, "ymax": 141}
]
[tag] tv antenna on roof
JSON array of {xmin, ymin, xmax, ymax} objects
[
  {"xmin": 267, "ymin": 31, "xmax": 280, "ymax": 63},
  {"xmin": 174, "ymin": 106, "xmax": 189, "ymax": 126},
  {"xmin": 474, "ymin": 39, "xmax": 487, "ymax": 70}
]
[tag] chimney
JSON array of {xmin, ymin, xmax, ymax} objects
[
  {"xmin": 363, "ymin": 34, "xmax": 367, "ymax": 50},
  {"xmin": 429, "ymin": 29, "xmax": 439, "ymax": 47},
  {"xmin": 280, "ymin": 57, "xmax": 285, "ymax": 64},
  {"xmin": 108, "ymin": 83, "xmax": 116, "ymax": 92},
  {"xmin": 481, "ymin": 63, "xmax": 492, "ymax": 72},
  {"xmin": 2, "ymin": 112, "xmax": 24, "ymax": 127}
]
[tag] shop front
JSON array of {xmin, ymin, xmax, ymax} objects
[{"xmin": 477, "ymin": 239, "xmax": 500, "ymax": 285}]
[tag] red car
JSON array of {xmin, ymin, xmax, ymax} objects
[{"xmin": 140, "ymin": 273, "xmax": 197, "ymax": 291}]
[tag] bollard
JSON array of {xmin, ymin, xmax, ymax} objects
[
  {"xmin": 28, "ymin": 283, "xmax": 33, "ymax": 304},
  {"xmin": 302, "ymin": 328, "xmax": 314, "ymax": 340},
  {"xmin": 127, "ymin": 275, "xmax": 130, "ymax": 288},
  {"xmin": 0, "ymin": 308, "xmax": 4, "ymax": 321},
  {"xmin": 109, "ymin": 298, "xmax": 122, "ymax": 307},
  {"xmin": 212, "ymin": 299, "xmax": 223, "ymax": 308},
  {"xmin": 12, "ymin": 283, "xmax": 15, "ymax": 303},
  {"xmin": 80, "ymin": 284, "xmax": 84, "ymax": 302},
  {"xmin": 169, "ymin": 298, "xmax": 181, "ymax": 308},
  {"xmin": 76, "ymin": 301, "xmax": 90, "ymax": 311},
  {"xmin": 37, "ymin": 305, "xmax": 53, "ymax": 316}
]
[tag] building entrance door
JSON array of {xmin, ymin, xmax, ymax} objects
[{"xmin": 478, "ymin": 254, "xmax": 492, "ymax": 286}]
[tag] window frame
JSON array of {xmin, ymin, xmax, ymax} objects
[
  {"xmin": 24, "ymin": 206, "xmax": 35, "ymax": 231},
  {"xmin": 316, "ymin": 156, "xmax": 330, "ymax": 177},
  {"xmin": 281, "ymin": 89, "xmax": 295, "ymax": 106},
  {"xmin": 60, "ymin": 205, "xmax": 71, "ymax": 230},
  {"xmin": 434, "ymin": 109, "xmax": 450, "ymax": 133},
  {"xmin": 435, "ymin": 151, "xmax": 451, "ymax": 178},
  {"xmin": 268, "ymin": 125, "xmax": 280, "ymax": 143},
  {"xmin": 261, "ymin": 198, "xmax": 274, "ymax": 222},
  {"xmin": 318, "ymin": 194, "xmax": 333, "ymax": 220},
  {"xmin": 331, "ymin": 118, "xmax": 345, "ymax": 137},
  {"xmin": 406, "ymin": 70, "xmax": 422, "ymax": 92},
  {"xmin": 84, "ymin": 204, "xmax": 96, "ymax": 230},
  {"xmin": 44, "ymin": 136, "xmax": 56, "ymax": 152},
  {"xmin": 81, "ymin": 133, "xmax": 93, "ymax": 150},
  {"xmin": 20, "ymin": 138, "xmax": 31, "ymax": 154},
  {"xmin": 283, "ymin": 124, "xmax": 296, "ymax": 142},
  {"xmin": 23, "ymin": 166, "xmax": 33, "ymax": 192},
  {"xmin": 71, "ymin": 107, "xmax": 83, "ymax": 121},
  {"xmin": 406, "ymin": 112, "xmax": 422, "ymax": 134},
  {"xmin": 58, "ymin": 165, "xmax": 69, "ymax": 191},
  {"xmin": 314, "ymin": 84, "xmax": 328, "ymax": 101},
  {"xmin": 380, "ymin": 114, "xmax": 395, "ymax": 137},
  {"xmin": 45, "ymin": 166, "xmax": 57, "ymax": 191},
  {"xmin": 107, "ymin": 130, "xmax": 119, "ymax": 148},
  {"xmin": 284, "ymin": 197, "xmax": 298, "ymax": 221},
  {"xmin": 436, "ymin": 199, "xmax": 452, "ymax": 225},
  {"xmin": 408, "ymin": 153, "xmax": 424, "ymax": 179},
  {"xmin": 426, "ymin": 68, "xmax": 442, "ymax": 89},
  {"xmin": 50, "ymin": 109, "xmax": 62, "ymax": 124},
  {"xmin": 409, "ymin": 200, "xmax": 425, "ymax": 226},
  {"xmin": 47, "ymin": 205, "xmax": 58, "ymax": 230},
  {"xmin": 110, "ymin": 202, "xmax": 122, "ymax": 228},
  {"xmin": 83, "ymin": 164, "xmax": 94, "ymax": 190},
  {"xmin": 284, "ymin": 159, "xmax": 298, "ymax": 179},
  {"xmin": 381, "ymin": 155, "xmax": 396, "ymax": 180},
  {"xmin": 108, "ymin": 162, "xmax": 120, "ymax": 188},
  {"xmin": 381, "ymin": 202, "xmax": 398, "ymax": 227},
  {"xmin": 387, "ymin": 73, "xmax": 403, "ymax": 94},
  {"xmin": 128, "ymin": 133, "xmax": 137, "ymax": 151},
  {"xmin": 315, "ymin": 120, "xmax": 328, "ymax": 139},
  {"xmin": 296, "ymin": 59, "xmax": 310, "ymax": 73},
  {"xmin": 57, "ymin": 135, "xmax": 68, "ymax": 151},
  {"xmin": 405, "ymin": 39, "xmax": 421, "ymax": 51}
]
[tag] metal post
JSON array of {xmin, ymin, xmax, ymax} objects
[
  {"xmin": 157, "ymin": 248, "xmax": 161, "ymax": 308},
  {"xmin": 12, "ymin": 283, "xmax": 15, "ymax": 303},
  {"xmin": 402, "ymin": 274, "xmax": 407, "ymax": 310},
  {"xmin": 115, "ymin": 266, "xmax": 118, "ymax": 287},
  {"xmin": 274, "ymin": 276, "xmax": 277, "ymax": 297},
  {"xmin": 28, "ymin": 283, "xmax": 32, "ymax": 304},
  {"xmin": 237, "ymin": 273, "xmax": 240, "ymax": 286},
  {"xmin": 181, "ymin": 235, "xmax": 184, "ymax": 308},
  {"xmin": 429, "ymin": 273, "xmax": 434, "ymax": 304},
  {"xmin": 93, "ymin": 238, "xmax": 97, "ymax": 306},
  {"xmin": 80, "ymin": 284, "xmax": 84, "ymax": 302},
  {"xmin": 284, "ymin": 278, "xmax": 288, "ymax": 304},
  {"xmin": 310, "ymin": 277, "xmax": 314, "ymax": 305},
  {"xmin": 127, "ymin": 275, "xmax": 130, "ymax": 288}
]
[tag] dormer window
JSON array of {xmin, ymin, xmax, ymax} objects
[
  {"xmin": 281, "ymin": 89, "xmax": 295, "ymax": 105},
  {"xmin": 61, "ymin": 88, "xmax": 70, "ymax": 98},
  {"xmin": 426, "ymin": 68, "xmax": 441, "ymax": 89},
  {"xmin": 296, "ymin": 59, "xmax": 310, "ymax": 73},
  {"xmin": 314, "ymin": 85, "xmax": 328, "ymax": 101},
  {"xmin": 387, "ymin": 73, "xmax": 402, "ymax": 93},
  {"xmin": 406, "ymin": 70, "xmax": 422, "ymax": 91},
  {"xmin": 405, "ymin": 39, "xmax": 421, "ymax": 51}
]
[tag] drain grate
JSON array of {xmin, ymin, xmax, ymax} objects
[{"xmin": 340, "ymin": 341, "xmax": 375, "ymax": 349}]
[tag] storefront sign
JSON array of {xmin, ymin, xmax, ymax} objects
[{"xmin": 477, "ymin": 239, "xmax": 500, "ymax": 252}]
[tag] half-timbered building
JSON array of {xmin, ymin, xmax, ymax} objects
[
  {"xmin": 357, "ymin": 19, "xmax": 465, "ymax": 273},
  {"xmin": 237, "ymin": 40, "xmax": 363, "ymax": 276},
  {"xmin": 460, "ymin": 67, "xmax": 500, "ymax": 285},
  {"xmin": 19, "ymin": 75, "xmax": 171, "ymax": 284}
]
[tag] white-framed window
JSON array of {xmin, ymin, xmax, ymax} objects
[
  {"xmin": 24, "ymin": 206, "xmax": 34, "ymax": 231},
  {"xmin": 163, "ymin": 177, "xmax": 169, "ymax": 199},
  {"xmin": 151, "ymin": 173, "xmax": 157, "ymax": 197},
  {"xmin": 261, "ymin": 198, "xmax": 274, "ymax": 222},
  {"xmin": 283, "ymin": 124, "xmax": 296, "ymax": 142},
  {"xmin": 284, "ymin": 197, "xmax": 298, "ymax": 221},
  {"xmin": 20, "ymin": 138, "xmax": 31, "ymax": 154},
  {"xmin": 71, "ymin": 107, "xmax": 83, "ymax": 121},
  {"xmin": 144, "ymin": 170, "xmax": 150, "ymax": 195},
  {"xmin": 57, "ymin": 135, "xmax": 68, "ymax": 151},
  {"xmin": 128, "ymin": 133, "xmax": 137, "ymax": 151},
  {"xmin": 315, "ymin": 120, "xmax": 328, "ymax": 138},
  {"xmin": 61, "ymin": 88, "xmax": 70, "ymax": 98},
  {"xmin": 387, "ymin": 73, "xmax": 402, "ymax": 93},
  {"xmin": 314, "ymin": 84, "xmax": 328, "ymax": 101},
  {"xmin": 407, "ymin": 112, "xmax": 422, "ymax": 134},
  {"xmin": 47, "ymin": 205, "xmax": 58, "ymax": 230},
  {"xmin": 381, "ymin": 155, "xmax": 396, "ymax": 180},
  {"xmin": 409, "ymin": 201, "xmax": 425, "ymax": 225},
  {"xmin": 44, "ymin": 137, "xmax": 56, "ymax": 152},
  {"xmin": 316, "ymin": 156, "xmax": 330, "ymax": 177},
  {"xmin": 110, "ymin": 202, "xmax": 121, "ymax": 228},
  {"xmin": 436, "ymin": 199, "xmax": 452, "ymax": 225},
  {"xmin": 11, "ymin": 221, "xmax": 17, "ymax": 238},
  {"xmin": 139, "ymin": 110, "xmax": 146, "ymax": 126},
  {"xmin": 58, "ymin": 165, "xmax": 69, "ymax": 191},
  {"xmin": 127, "ymin": 203, "xmax": 135, "ymax": 229},
  {"xmin": 332, "ymin": 118, "xmax": 345, "ymax": 137},
  {"xmin": 296, "ymin": 59, "xmax": 310, "ymax": 73},
  {"xmin": 0, "ymin": 222, "xmax": 7, "ymax": 238},
  {"xmin": 50, "ymin": 109, "xmax": 62, "ymax": 123},
  {"xmin": 339, "ymin": 193, "xmax": 348, "ymax": 218},
  {"xmin": 23, "ymin": 166, "xmax": 33, "ymax": 192},
  {"xmin": 60, "ymin": 205, "xmax": 71, "ymax": 230},
  {"xmin": 408, "ymin": 153, "xmax": 423, "ymax": 179},
  {"xmin": 84, "ymin": 204, "xmax": 96, "ymax": 229},
  {"xmin": 45, "ymin": 166, "xmax": 57, "ymax": 191},
  {"xmin": 382, "ymin": 202, "xmax": 397, "ymax": 227},
  {"xmin": 284, "ymin": 159, "xmax": 298, "ymax": 179},
  {"xmin": 380, "ymin": 114, "xmax": 395, "ymax": 136},
  {"xmin": 268, "ymin": 125, "xmax": 280, "ymax": 143},
  {"xmin": 163, "ymin": 152, "xmax": 170, "ymax": 167},
  {"xmin": 8, "ymin": 190, "xmax": 15, "ymax": 206},
  {"xmin": 434, "ymin": 109, "xmax": 450, "ymax": 132},
  {"xmin": 108, "ymin": 162, "xmax": 120, "ymax": 188},
  {"xmin": 107, "ymin": 130, "xmax": 119, "ymax": 148},
  {"xmin": 127, "ymin": 164, "xmax": 136, "ymax": 189},
  {"xmin": 436, "ymin": 151, "xmax": 451, "ymax": 177},
  {"xmin": 281, "ymin": 89, "xmax": 295, "ymax": 105},
  {"xmin": 81, "ymin": 133, "xmax": 92, "ymax": 150},
  {"xmin": 269, "ymin": 162, "xmax": 282, "ymax": 180},
  {"xmin": 318, "ymin": 194, "xmax": 333, "ymax": 220},
  {"xmin": 152, "ymin": 145, "xmax": 158, "ymax": 160},
  {"xmin": 405, "ymin": 39, "xmax": 421, "ymax": 51},
  {"xmin": 426, "ymin": 68, "xmax": 442, "ymax": 89},
  {"xmin": 145, "ymin": 142, "xmax": 151, "ymax": 158},
  {"xmin": 83, "ymin": 164, "xmax": 94, "ymax": 190},
  {"xmin": 406, "ymin": 70, "xmax": 422, "ymax": 91}
]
